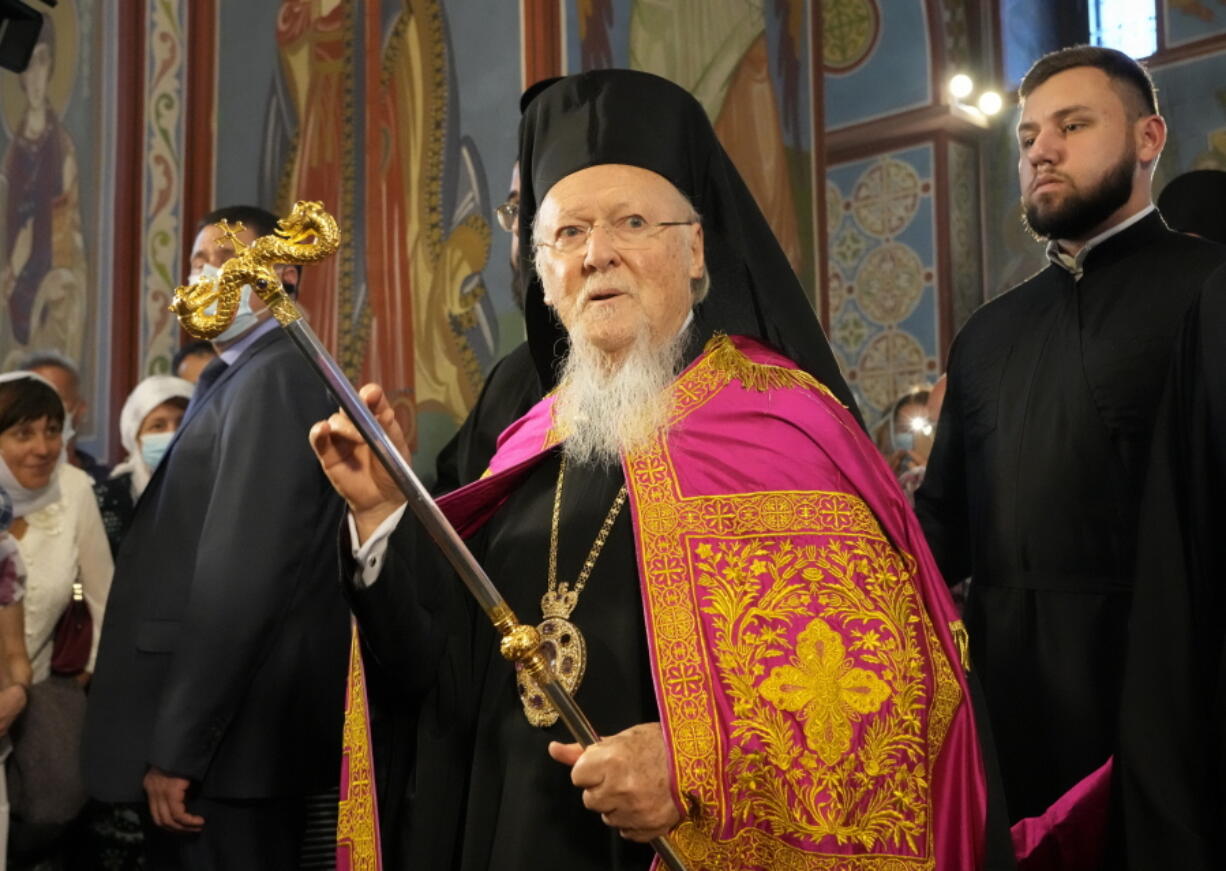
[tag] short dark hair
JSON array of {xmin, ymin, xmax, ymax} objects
[
  {"xmin": 0, "ymin": 377, "xmax": 65, "ymax": 434},
  {"xmin": 195, "ymin": 205, "xmax": 303, "ymax": 297},
  {"xmin": 171, "ymin": 340, "xmax": 216, "ymax": 374},
  {"xmin": 13, "ymin": 349, "xmax": 79, "ymax": 385},
  {"xmin": 1019, "ymin": 45, "xmax": 1158, "ymax": 118},
  {"xmin": 196, "ymin": 205, "xmax": 280, "ymax": 238}
]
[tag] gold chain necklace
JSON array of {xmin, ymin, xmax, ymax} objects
[{"xmin": 518, "ymin": 454, "xmax": 628, "ymax": 727}]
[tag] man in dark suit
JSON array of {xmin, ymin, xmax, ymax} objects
[{"xmin": 83, "ymin": 206, "xmax": 349, "ymax": 870}]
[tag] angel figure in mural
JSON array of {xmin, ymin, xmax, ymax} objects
[
  {"xmin": 626, "ymin": 0, "xmax": 805, "ymax": 271},
  {"xmin": 0, "ymin": 11, "xmax": 88, "ymax": 370},
  {"xmin": 361, "ymin": 0, "xmax": 498, "ymax": 451},
  {"xmin": 275, "ymin": 0, "xmax": 351, "ymax": 360}
]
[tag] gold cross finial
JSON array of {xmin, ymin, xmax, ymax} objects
[{"xmin": 216, "ymin": 219, "xmax": 249, "ymax": 254}]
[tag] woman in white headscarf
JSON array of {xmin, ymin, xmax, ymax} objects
[{"xmin": 94, "ymin": 376, "xmax": 193, "ymax": 554}]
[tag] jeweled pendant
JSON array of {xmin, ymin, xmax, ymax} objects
[{"xmin": 516, "ymin": 616, "xmax": 587, "ymax": 727}]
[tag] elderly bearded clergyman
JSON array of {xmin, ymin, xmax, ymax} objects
[{"xmin": 311, "ymin": 71, "xmax": 996, "ymax": 871}]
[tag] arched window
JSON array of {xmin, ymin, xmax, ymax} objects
[{"xmin": 1090, "ymin": 0, "xmax": 1158, "ymax": 58}]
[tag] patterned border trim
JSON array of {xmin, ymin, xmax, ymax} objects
[
  {"xmin": 139, "ymin": 0, "xmax": 186, "ymax": 376},
  {"xmin": 334, "ymin": 0, "xmax": 364, "ymax": 379}
]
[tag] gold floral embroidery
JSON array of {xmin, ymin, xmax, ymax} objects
[
  {"xmin": 622, "ymin": 339, "xmax": 963, "ymax": 869},
  {"xmin": 696, "ymin": 538, "xmax": 934, "ymax": 853},
  {"xmin": 759, "ymin": 618, "xmax": 892, "ymax": 766}
]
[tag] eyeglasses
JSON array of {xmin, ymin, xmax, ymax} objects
[
  {"xmin": 496, "ymin": 199, "xmax": 519, "ymax": 233},
  {"xmin": 535, "ymin": 215, "xmax": 696, "ymax": 255}
]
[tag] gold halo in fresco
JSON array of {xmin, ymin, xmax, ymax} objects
[
  {"xmin": 0, "ymin": 1, "xmax": 79, "ymax": 138},
  {"xmin": 856, "ymin": 330, "xmax": 928, "ymax": 414},
  {"xmin": 823, "ymin": 0, "xmax": 880, "ymax": 73},
  {"xmin": 851, "ymin": 157, "xmax": 922, "ymax": 239},
  {"xmin": 855, "ymin": 242, "xmax": 925, "ymax": 324}
]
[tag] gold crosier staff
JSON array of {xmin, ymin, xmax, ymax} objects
[{"xmin": 170, "ymin": 202, "xmax": 692, "ymax": 871}]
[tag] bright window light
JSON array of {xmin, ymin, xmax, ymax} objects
[{"xmin": 1090, "ymin": 0, "xmax": 1158, "ymax": 59}]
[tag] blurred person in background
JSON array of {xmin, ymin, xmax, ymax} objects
[
  {"xmin": 11, "ymin": 351, "xmax": 108, "ymax": 485},
  {"xmin": 94, "ymin": 376, "xmax": 194, "ymax": 556},
  {"xmin": 874, "ymin": 387, "xmax": 934, "ymax": 501},
  {"xmin": 171, "ymin": 342, "xmax": 218, "ymax": 385},
  {"xmin": 1156, "ymin": 168, "xmax": 1226, "ymax": 244}
]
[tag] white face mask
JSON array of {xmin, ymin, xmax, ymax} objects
[{"xmin": 191, "ymin": 262, "xmax": 259, "ymax": 343}]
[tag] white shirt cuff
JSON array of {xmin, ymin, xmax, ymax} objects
[{"xmin": 349, "ymin": 504, "xmax": 408, "ymax": 587}]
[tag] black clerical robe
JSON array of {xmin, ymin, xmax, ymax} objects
[
  {"xmin": 352, "ymin": 454, "xmax": 656, "ymax": 871},
  {"xmin": 433, "ymin": 341, "xmax": 540, "ymax": 494},
  {"xmin": 915, "ymin": 211, "xmax": 1226, "ymax": 822},
  {"xmin": 1115, "ymin": 272, "xmax": 1226, "ymax": 871}
]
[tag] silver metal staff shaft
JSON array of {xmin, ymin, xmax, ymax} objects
[{"xmin": 279, "ymin": 316, "xmax": 691, "ymax": 871}]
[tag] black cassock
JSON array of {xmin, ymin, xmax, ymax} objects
[
  {"xmin": 432, "ymin": 341, "xmax": 541, "ymax": 495},
  {"xmin": 1115, "ymin": 273, "xmax": 1226, "ymax": 871},
  {"xmin": 915, "ymin": 211, "xmax": 1226, "ymax": 821},
  {"xmin": 352, "ymin": 453, "xmax": 657, "ymax": 871}
]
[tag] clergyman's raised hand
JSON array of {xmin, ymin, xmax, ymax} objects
[{"xmin": 309, "ymin": 383, "xmax": 408, "ymax": 543}]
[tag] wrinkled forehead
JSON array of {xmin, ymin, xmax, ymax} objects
[{"xmin": 538, "ymin": 163, "xmax": 690, "ymax": 220}]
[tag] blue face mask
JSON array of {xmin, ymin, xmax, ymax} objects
[
  {"xmin": 892, "ymin": 430, "xmax": 916, "ymax": 453},
  {"xmin": 140, "ymin": 431, "xmax": 175, "ymax": 471},
  {"xmin": 193, "ymin": 263, "xmax": 259, "ymax": 343}
]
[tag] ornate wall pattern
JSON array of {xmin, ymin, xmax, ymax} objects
[
  {"xmin": 826, "ymin": 145, "xmax": 939, "ymax": 422},
  {"xmin": 138, "ymin": 0, "xmax": 187, "ymax": 377}
]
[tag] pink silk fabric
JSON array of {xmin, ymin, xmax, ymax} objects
[{"xmin": 1010, "ymin": 758, "xmax": 1112, "ymax": 871}]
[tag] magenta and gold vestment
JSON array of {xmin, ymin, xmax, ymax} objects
[{"xmin": 339, "ymin": 334, "xmax": 988, "ymax": 870}]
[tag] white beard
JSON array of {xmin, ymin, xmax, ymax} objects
[{"xmin": 554, "ymin": 322, "xmax": 690, "ymax": 466}]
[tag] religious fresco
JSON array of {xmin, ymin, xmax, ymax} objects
[
  {"xmin": 0, "ymin": 3, "xmax": 89, "ymax": 370},
  {"xmin": 1150, "ymin": 52, "xmax": 1226, "ymax": 180},
  {"xmin": 823, "ymin": 0, "xmax": 930, "ymax": 130},
  {"xmin": 1163, "ymin": 0, "xmax": 1226, "ymax": 48},
  {"xmin": 207, "ymin": 0, "xmax": 517, "ymax": 474},
  {"xmin": 0, "ymin": 0, "xmax": 115, "ymax": 454},
  {"xmin": 826, "ymin": 144, "xmax": 939, "ymax": 424},
  {"xmin": 569, "ymin": 0, "xmax": 817, "ymax": 292},
  {"xmin": 273, "ymin": 0, "xmax": 360, "ymax": 372},
  {"xmin": 357, "ymin": 0, "xmax": 502, "ymax": 458}
]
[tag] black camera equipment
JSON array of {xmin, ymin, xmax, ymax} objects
[{"xmin": 0, "ymin": 0, "xmax": 56, "ymax": 74}]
